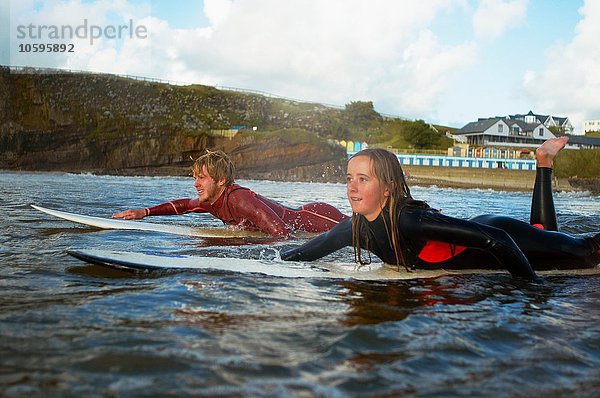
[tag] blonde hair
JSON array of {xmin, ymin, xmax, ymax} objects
[
  {"xmin": 192, "ymin": 149, "xmax": 235, "ymax": 186},
  {"xmin": 350, "ymin": 148, "xmax": 427, "ymax": 270}
]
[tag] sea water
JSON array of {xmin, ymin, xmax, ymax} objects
[{"xmin": 1, "ymin": 171, "xmax": 599, "ymax": 397}]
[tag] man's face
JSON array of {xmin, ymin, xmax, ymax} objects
[{"xmin": 193, "ymin": 165, "xmax": 226, "ymax": 203}]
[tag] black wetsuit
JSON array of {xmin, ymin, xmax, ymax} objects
[{"xmin": 281, "ymin": 168, "xmax": 599, "ymax": 280}]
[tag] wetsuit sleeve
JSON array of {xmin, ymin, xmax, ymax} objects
[
  {"xmin": 281, "ymin": 218, "xmax": 353, "ymax": 261},
  {"xmin": 146, "ymin": 198, "xmax": 209, "ymax": 216},
  {"xmin": 227, "ymin": 190, "xmax": 292, "ymax": 237},
  {"xmin": 401, "ymin": 209, "xmax": 540, "ymax": 281}
]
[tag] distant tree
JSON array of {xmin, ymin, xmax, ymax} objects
[
  {"xmin": 328, "ymin": 119, "xmax": 350, "ymax": 140},
  {"xmin": 549, "ymin": 126, "xmax": 566, "ymax": 136},
  {"xmin": 404, "ymin": 120, "xmax": 441, "ymax": 149},
  {"xmin": 344, "ymin": 101, "xmax": 383, "ymax": 129}
]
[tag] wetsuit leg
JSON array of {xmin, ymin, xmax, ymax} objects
[
  {"xmin": 471, "ymin": 214, "xmax": 597, "ymax": 269},
  {"xmin": 530, "ymin": 167, "xmax": 558, "ymax": 231},
  {"xmin": 287, "ymin": 202, "xmax": 349, "ymax": 233}
]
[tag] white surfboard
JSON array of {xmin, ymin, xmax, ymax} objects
[
  {"xmin": 32, "ymin": 205, "xmax": 268, "ymax": 238},
  {"xmin": 67, "ymin": 249, "xmax": 600, "ymax": 280}
]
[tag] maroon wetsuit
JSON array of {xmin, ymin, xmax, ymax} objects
[{"xmin": 145, "ymin": 184, "xmax": 348, "ymax": 237}]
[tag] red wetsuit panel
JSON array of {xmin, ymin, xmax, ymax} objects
[
  {"xmin": 417, "ymin": 223, "xmax": 545, "ymax": 263},
  {"xmin": 418, "ymin": 241, "xmax": 468, "ymax": 263},
  {"xmin": 145, "ymin": 184, "xmax": 347, "ymax": 237}
]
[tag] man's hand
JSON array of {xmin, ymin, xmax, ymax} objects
[{"xmin": 112, "ymin": 209, "xmax": 146, "ymax": 220}]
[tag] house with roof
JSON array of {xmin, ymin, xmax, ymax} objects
[
  {"xmin": 453, "ymin": 116, "xmax": 556, "ymax": 149},
  {"xmin": 567, "ymin": 135, "xmax": 600, "ymax": 149},
  {"xmin": 509, "ymin": 110, "xmax": 574, "ymax": 135}
]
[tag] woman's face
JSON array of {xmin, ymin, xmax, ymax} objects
[{"xmin": 346, "ymin": 156, "xmax": 389, "ymax": 221}]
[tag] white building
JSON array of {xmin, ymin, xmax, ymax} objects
[
  {"xmin": 509, "ymin": 111, "xmax": 574, "ymax": 135},
  {"xmin": 453, "ymin": 117, "xmax": 557, "ymax": 149},
  {"xmin": 582, "ymin": 120, "xmax": 600, "ymax": 134}
]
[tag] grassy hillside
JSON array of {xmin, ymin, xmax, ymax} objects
[{"xmin": 555, "ymin": 149, "xmax": 600, "ymax": 178}]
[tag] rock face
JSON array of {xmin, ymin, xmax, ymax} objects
[
  {"xmin": 224, "ymin": 132, "xmax": 346, "ymax": 183},
  {"xmin": 0, "ymin": 67, "xmax": 347, "ymax": 182},
  {"xmin": 568, "ymin": 178, "xmax": 600, "ymax": 194}
]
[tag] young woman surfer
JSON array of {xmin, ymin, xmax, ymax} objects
[{"xmin": 281, "ymin": 137, "xmax": 600, "ymax": 281}]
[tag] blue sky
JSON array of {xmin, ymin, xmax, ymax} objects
[{"xmin": 3, "ymin": 0, "xmax": 600, "ymax": 134}]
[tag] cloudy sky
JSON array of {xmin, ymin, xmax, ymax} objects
[{"xmin": 3, "ymin": 0, "xmax": 599, "ymax": 133}]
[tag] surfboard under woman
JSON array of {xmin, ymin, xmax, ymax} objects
[{"xmin": 281, "ymin": 136, "xmax": 600, "ymax": 282}]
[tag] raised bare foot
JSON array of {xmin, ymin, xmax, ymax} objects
[{"xmin": 536, "ymin": 136, "xmax": 569, "ymax": 168}]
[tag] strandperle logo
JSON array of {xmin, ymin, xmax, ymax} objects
[{"xmin": 15, "ymin": 19, "xmax": 148, "ymax": 45}]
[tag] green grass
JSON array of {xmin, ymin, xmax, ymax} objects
[
  {"xmin": 555, "ymin": 149, "xmax": 600, "ymax": 178},
  {"xmin": 242, "ymin": 128, "xmax": 327, "ymax": 146}
]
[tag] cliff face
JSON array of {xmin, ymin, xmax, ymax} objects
[
  {"xmin": 0, "ymin": 67, "xmax": 347, "ymax": 181},
  {"xmin": 224, "ymin": 131, "xmax": 346, "ymax": 182}
]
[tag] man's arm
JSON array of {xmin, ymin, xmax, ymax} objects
[{"xmin": 113, "ymin": 198, "xmax": 209, "ymax": 220}]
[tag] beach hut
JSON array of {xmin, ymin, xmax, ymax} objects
[
  {"xmin": 346, "ymin": 141, "xmax": 354, "ymax": 153},
  {"xmin": 450, "ymin": 146, "xmax": 462, "ymax": 156},
  {"xmin": 354, "ymin": 141, "xmax": 362, "ymax": 152},
  {"xmin": 518, "ymin": 148, "xmax": 532, "ymax": 159}
]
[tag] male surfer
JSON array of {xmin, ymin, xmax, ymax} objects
[{"xmin": 113, "ymin": 150, "xmax": 348, "ymax": 237}]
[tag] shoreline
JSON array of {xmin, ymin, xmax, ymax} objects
[
  {"xmin": 401, "ymin": 165, "xmax": 582, "ymax": 193},
  {"xmin": 1, "ymin": 166, "xmax": 598, "ymax": 194}
]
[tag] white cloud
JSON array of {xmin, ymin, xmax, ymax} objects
[
  {"xmin": 472, "ymin": 0, "xmax": 528, "ymax": 41},
  {"xmin": 1, "ymin": 0, "xmax": 10, "ymax": 64},
  {"xmin": 180, "ymin": 0, "xmax": 477, "ymax": 119},
  {"xmin": 381, "ymin": 30, "xmax": 476, "ymax": 118},
  {"xmin": 203, "ymin": 0, "xmax": 233, "ymax": 27},
  {"xmin": 523, "ymin": 0, "xmax": 600, "ymax": 134},
  {"xmin": 8, "ymin": 0, "xmax": 532, "ymax": 124},
  {"xmin": 10, "ymin": 0, "xmax": 152, "ymax": 69}
]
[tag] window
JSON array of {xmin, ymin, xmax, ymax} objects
[
  {"xmin": 538, "ymin": 127, "xmax": 544, "ymax": 137},
  {"xmin": 498, "ymin": 124, "xmax": 503, "ymax": 133}
]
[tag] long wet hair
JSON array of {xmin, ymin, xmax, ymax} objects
[{"xmin": 350, "ymin": 148, "xmax": 428, "ymax": 270}]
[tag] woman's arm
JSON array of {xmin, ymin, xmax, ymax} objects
[{"xmin": 280, "ymin": 218, "xmax": 353, "ymax": 261}]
